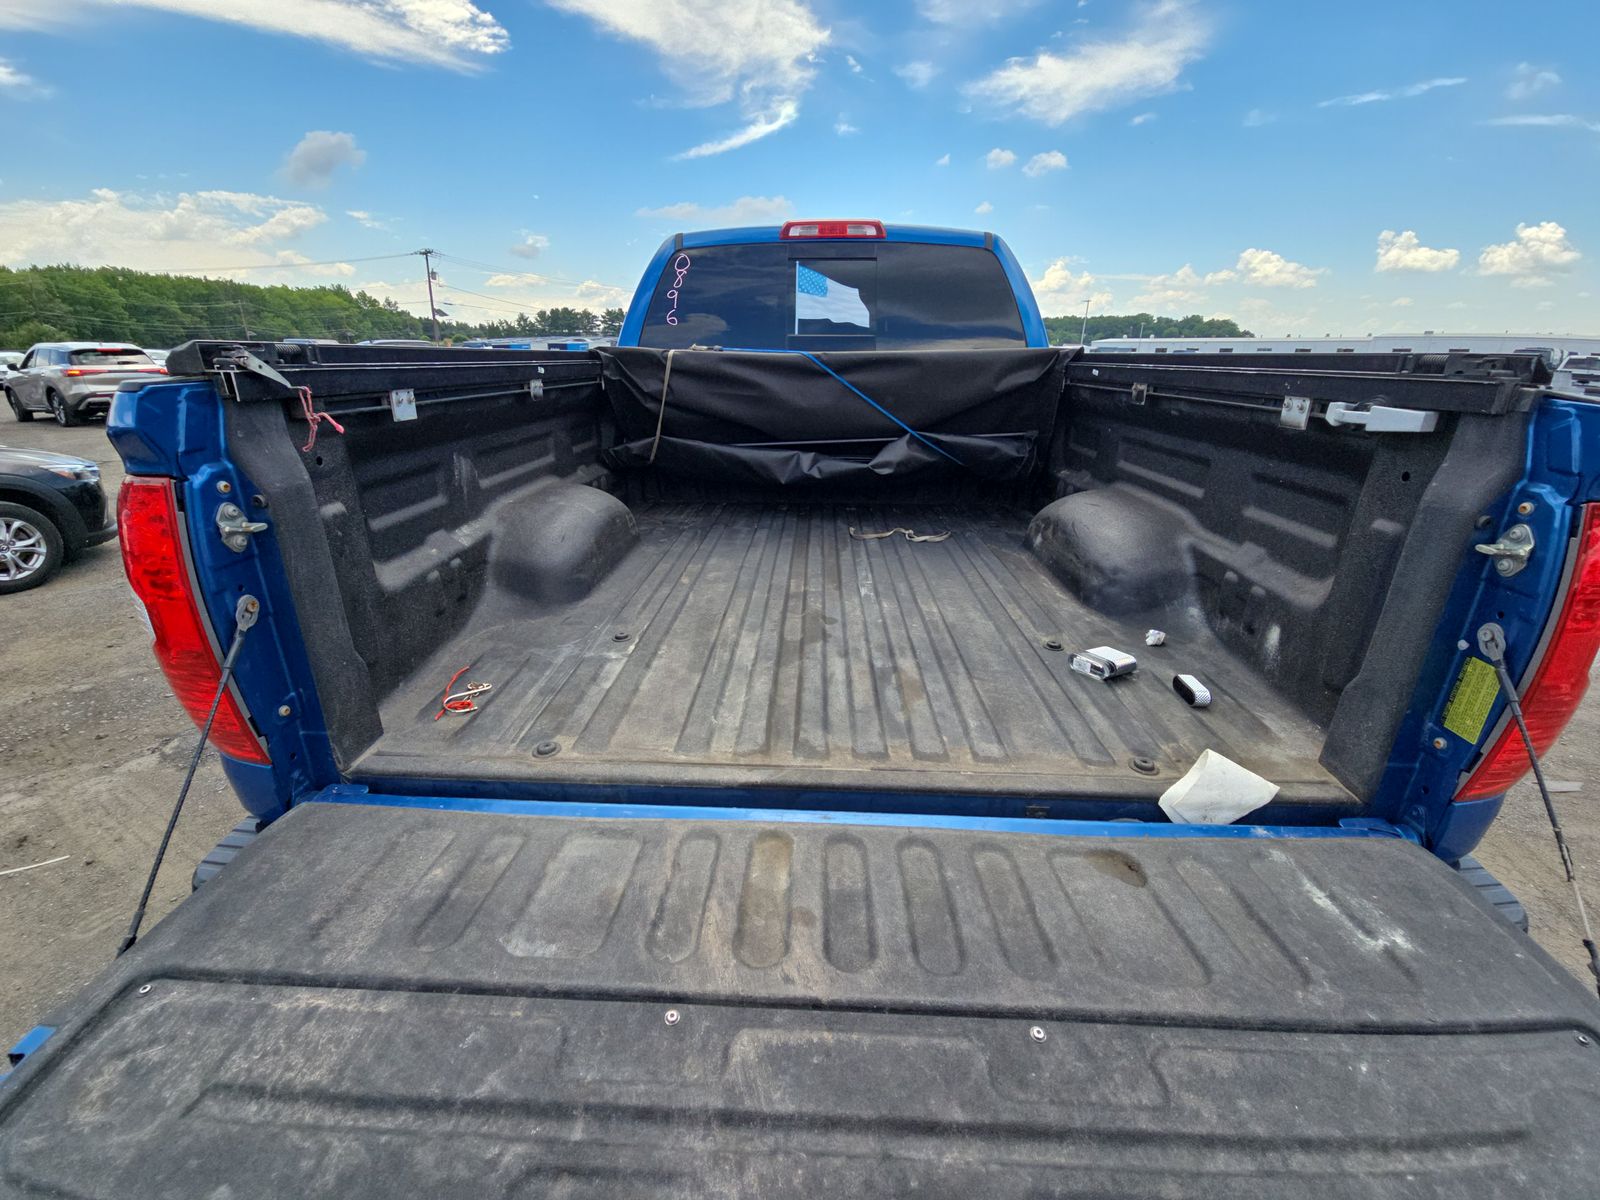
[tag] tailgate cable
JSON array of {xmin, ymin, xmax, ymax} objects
[
  {"xmin": 116, "ymin": 595, "xmax": 260, "ymax": 958},
  {"xmin": 1479, "ymin": 622, "xmax": 1600, "ymax": 997}
]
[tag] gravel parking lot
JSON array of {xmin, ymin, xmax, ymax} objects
[{"xmin": 2, "ymin": 418, "xmax": 1598, "ymax": 1051}]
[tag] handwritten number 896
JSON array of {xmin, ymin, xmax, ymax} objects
[{"xmin": 664, "ymin": 253, "xmax": 691, "ymax": 326}]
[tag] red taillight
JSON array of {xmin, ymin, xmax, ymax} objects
[
  {"xmin": 63, "ymin": 367, "xmax": 107, "ymax": 377},
  {"xmin": 118, "ymin": 478, "xmax": 270, "ymax": 765},
  {"xmin": 1457, "ymin": 503, "xmax": 1600, "ymax": 799},
  {"xmin": 780, "ymin": 220, "xmax": 885, "ymax": 239}
]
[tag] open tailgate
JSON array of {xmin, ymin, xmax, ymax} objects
[{"xmin": 3, "ymin": 800, "xmax": 1598, "ymax": 1197}]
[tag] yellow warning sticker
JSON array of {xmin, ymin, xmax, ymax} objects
[{"xmin": 1443, "ymin": 656, "xmax": 1500, "ymax": 743}]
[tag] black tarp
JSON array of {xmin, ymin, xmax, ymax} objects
[{"xmin": 597, "ymin": 346, "xmax": 1069, "ymax": 485}]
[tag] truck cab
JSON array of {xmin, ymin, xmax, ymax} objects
[
  {"xmin": 618, "ymin": 220, "xmax": 1047, "ymax": 350},
  {"xmin": 4, "ymin": 222, "xmax": 1600, "ymax": 1197}
]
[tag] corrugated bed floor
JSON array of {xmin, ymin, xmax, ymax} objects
[{"xmin": 361, "ymin": 504, "xmax": 1352, "ymax": 805}]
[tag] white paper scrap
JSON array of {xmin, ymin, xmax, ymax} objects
[
  {"xmin": 1145, "ymin": 629, "xmax": 1166, "ymax": 646},
  {"xmin": 1159, "ymin": 749, "xmax": 1280, "ymax": 825}
]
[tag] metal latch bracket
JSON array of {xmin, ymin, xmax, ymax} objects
[
  {"xmin": 1474, "ymin": 523, "xmax": 1535, "ymax": 577},
  {"xmin": 1279, "ymin": 396, "xmax": 1311, "ymax": 429},
  {"xmin": 216, "ymin": 502, "xmax": 269, "ymax": 553},
  {"xmin": 388, "ymin": 388, "xmax": 417, "ymax": 422}
]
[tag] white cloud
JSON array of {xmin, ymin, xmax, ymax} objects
[
  {"xmin": 975, "ymin": 200, "xmax": 994, "ymax": 215},
  {"xmin": 1235, "ymin": 247, "xmax": 1324, "ymax": 288},
  {"xmin": 675, "ymin": 99, "xmax": 800, "ymax": 159},
  {"xmin": 985, "ymin": 147, "xmax": 1017, "ymax": 169},
  {"xmin": 635, "ymin": 195, "xmax": 794, "ymax": 226},
  {"xmin": 271, "ymin": 249, "xmax": 355, "ymax": 277},
  {"xmin": 1129, "ymin": 111, "xmax": 1156, "ymax": 125},
  {"xmin": 282, "ymin": 130, "xmax": 365, "ymax": 188},
  {"xmin": 1325, "ymin": 91, "xmax": 1388, "ymax": 107},
  {"xmin": 1022, "ymin": 149, "xmax": 1068, "ymax": 177},
  {"xmin": 844, "ymin": 53, "xmax": 862, "ymax": 74},
  {"xmin": 547, "ymin": 0, "xmax": 828, "ymax": 158},
  {"xmin": 508, "ymin": 232, "xmax": 550, "ymax": 259},
  {"xmin": 1125, "ymin": 263, "xmax": 1236, "ymax": 309},
  {"xmin": 1242, "ymin": 108, "xmax": 1275, "ymax": 127},
  {"xmin": 0, "ymin": 58, "xmax": 40, "ymax": 92},
  {"xmin": 934, "ymin": 153, "xmax": 951, "ymax": 166},
  {"xmin": 1508, "ymin": 63, "xmax": 1560, "ymax": 101},
  {"xmin": 895, "ymin": 60, "xmax": 938, "ymax": 89},
  {"xmin": 1487, "ymin": 113, "xmax": 1600, "ymax": 133},
  {"xmin": 484, "ymin": 272, "xmax": 546, "ymax": 287},
  {"xmin": 965, "ymin": 0, "xmax": 1209, "ymax": 126},
  {"xmin": 1478, "ymin": 220, "xmax": 1581, "ymax": 286},
  {"xmin": 1029, "ymin": 259, "xmax": 1113, "ymax": 315},
  {"xmin": 0, "ymin": 188, "xmax": 328, "ymax": 278},
  {"xmin": 1319, "ymin": 76, "xmax": 1466, "ymax": 107},
  {"xmin": 1392, "ymin": 296, "xmax": 1413, "ymax": 307},
  {"xmin": 0, "ymin": 0, "xmax": 508, "ymax": 70},
  {"xmin": 574, "ymin": 279, "xmax": 631, "ymax": 307},
  {"xmin": 1374, "ymin": 229, "xmax": 1460, "ymax": 273},
  {"xmin": 919, "ymin": 0, "xmax": 1038, "ymax": 23},
  {"xmin": 345, "ymin": 209, "xmax": 387, "ymax": 230},
  {"xmin": 1403, "ymin": 77, "xmax": 1465, "ymax": 96},
  {"xmin": 834, "ymin": 115, "xmax": 859, "ymax": 135}
]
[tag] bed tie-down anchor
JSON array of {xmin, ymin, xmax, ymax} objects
[{"xmin": 1279, "ymin": 395, "xmax": 1440, "ymax": 433}]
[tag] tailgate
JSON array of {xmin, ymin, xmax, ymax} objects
[{"xmin": 3, "ymin": 802, "xmax": 1598, "ymax": 1198}]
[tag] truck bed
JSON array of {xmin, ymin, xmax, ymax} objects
[
  {"xmin": 4, "ymin": 801, "xmax": 1598, "ymax": 1197},
  {"xmin": 359, "ymin": 502, "xmax": 1352, "ymax": 810}
]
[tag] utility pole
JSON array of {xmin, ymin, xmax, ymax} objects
[
  {"xmin": 237, "ymin": 299, "xmax": 251, "ymax": 340},
  {"xmin": 417, "ymin": 248, "xmax": 440, "ymax": 343},
  {"xmin": 1080, "ymin": 299, "xmax": 1091, "ymax": 345}
]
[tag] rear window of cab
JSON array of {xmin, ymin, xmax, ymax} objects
[{"xmin": 639, "ymin": 241, "xmax": 1027, "ymax": 351}]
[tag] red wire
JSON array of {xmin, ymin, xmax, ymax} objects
[
  {"xmin": 433, "ymin": 665, "xmax": 473, "ymax": 721},
  {"xmin": 298, "ymin": 385, "xmax": 346, "ymax": 453}
]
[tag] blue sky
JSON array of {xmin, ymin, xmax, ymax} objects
[{"xmin": 0, "ymin": 0, "xmax": 1595, "ymax": 335}]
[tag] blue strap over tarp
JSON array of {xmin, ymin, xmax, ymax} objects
[{"xmin": 718, "ymin": 346, "xmax": 964, "ymax": 466}]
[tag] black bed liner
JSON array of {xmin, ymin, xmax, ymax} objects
[
  {"xmin": 3, "ymin": 801, "xmax": 1598, "ymax": 1198},
  {"xmin": 359, "ymin": 502, "xmax": 1352, "ymax": 812}
]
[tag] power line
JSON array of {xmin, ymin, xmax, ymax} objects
[
  {"xmin": 148, "ymin": 252, "xmax": 419, "ymax": 274},
  {"xmin": 435, "ymin": 280, "xmax": 617, "ymax": 317},
  {"xmin": 432, "ymin": 251, "xmax": 630, "ymax": 294}
]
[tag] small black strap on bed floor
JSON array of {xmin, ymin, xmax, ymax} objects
[
  {"xmin": 1478, "ymin": 621, "xmax": 1600, "ymax": 998},
  {"xmin": 116, "ymin": 594, "xmax": 260, "ymax": 958}
]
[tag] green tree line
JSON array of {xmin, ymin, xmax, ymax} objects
[
  {"xmin": 0, "ymin": 264, "xmax": 1253, "ymax": 351},
  {"xmin": 0, "ymin": 264, "xmax": 625, "ymax": 349},
  {"xmin": 1043, "ymin": 312, "xmax": 1254, "ymax": 344}
]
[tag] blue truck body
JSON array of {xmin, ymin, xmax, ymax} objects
[{"xmin": 104, "ymin": 225, "xmax": 1600, "ymax": 860}]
